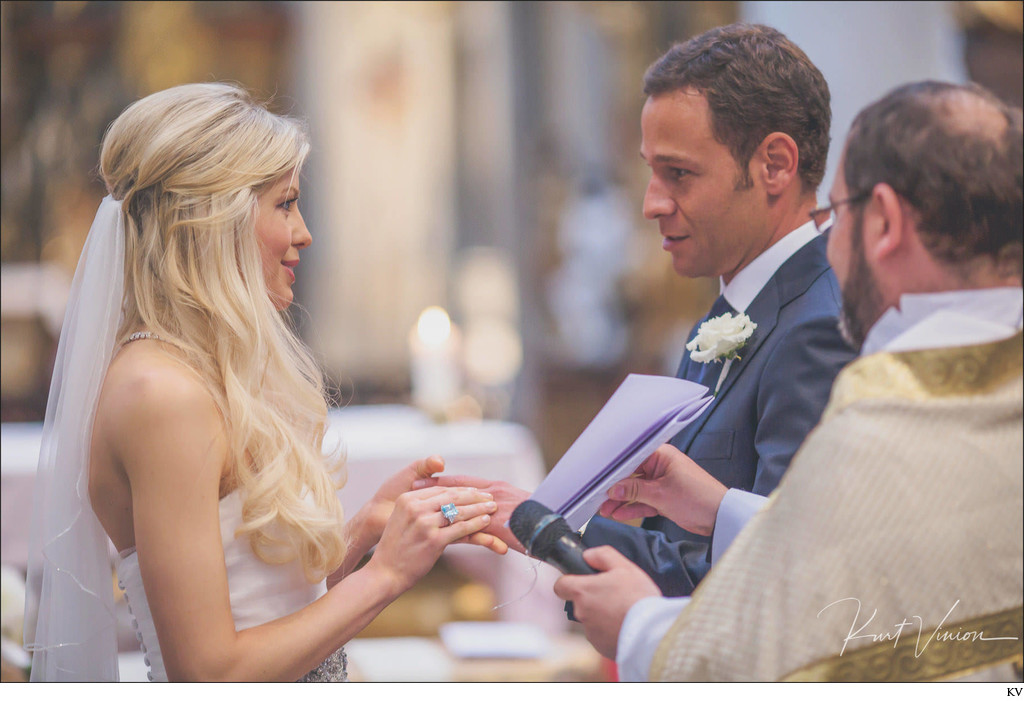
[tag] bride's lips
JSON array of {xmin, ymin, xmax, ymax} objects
[{"xmin": 282, "ymin": 259, "xmax": 298, "ymax": 283}]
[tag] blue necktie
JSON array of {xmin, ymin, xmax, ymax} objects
[{"xmin": 705, "ymin": 295, "xmax": 734, "ymax": 324}]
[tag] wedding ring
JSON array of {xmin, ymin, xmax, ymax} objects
[{"xmin": 440, "ymin": 502, "xmax": 459, "ymax": 526}]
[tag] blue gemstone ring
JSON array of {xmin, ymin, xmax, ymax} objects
[{"xmin": 440, "ymin": 502, "xmax": 459, "ymax": 525}]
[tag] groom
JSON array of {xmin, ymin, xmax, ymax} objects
[
  {"xmin": 427, "ymin": 24, "xmax": 855, "ymax": 596},
  {"xmin": 578, "ymin": 24, "xmax": 855, "ymax": 595}
]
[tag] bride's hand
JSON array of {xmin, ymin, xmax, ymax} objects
[
  {"xmin": 367, "ymin": 486, "xmax": 499, "ymax": 595},
  {"xmin": 354, "ymin": 456, "xmax": 508, "ymax": 556},
  {"xmin": 359, "ymin": 455, "xmax": 446, "ymax": 543}
]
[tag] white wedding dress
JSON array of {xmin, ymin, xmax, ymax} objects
[{"xmin": 115, "ymin": 490, "xmax": 346, "ymax": 682}]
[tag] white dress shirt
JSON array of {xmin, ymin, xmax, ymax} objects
[
  {"xmin": 720, "ymin": 220, "xmax": 820, "ymax": 313},
  {"xmin": 616, "ymin": 285, "xmax": 1024, "ymax": 681}
]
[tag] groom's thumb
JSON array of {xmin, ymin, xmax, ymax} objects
[{"xmin": 609, "ymin": 478, "xmax": 651, "ymax": 506}]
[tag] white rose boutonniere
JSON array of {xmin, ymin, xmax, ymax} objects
[{"xmin": 686, "ymin": 312, "xmax": 757, "ymax": 395}]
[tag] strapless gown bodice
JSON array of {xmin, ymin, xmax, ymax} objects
[{"xmin": 116, "ymin": 490, "xmax": 340, "ymax": 681}]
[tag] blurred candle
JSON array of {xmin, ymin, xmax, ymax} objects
[{"xmin": 410, "ymin": 306, "xmax": 461, "ymax": 416}]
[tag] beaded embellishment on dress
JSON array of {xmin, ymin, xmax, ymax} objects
[
  {"xmin": 297, "ymin": 647, "xmax": 348, "ymax": 682},
  {"xmin": 125, "ymin": 331, "xmax": 161, "ymax": 343}
]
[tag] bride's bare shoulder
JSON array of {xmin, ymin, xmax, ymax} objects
[{"xmin": 98, "ymin": 342, "xmax": 220, "ymax": 432}]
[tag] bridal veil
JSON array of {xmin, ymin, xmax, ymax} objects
[{"xmin": 24, "ymin": 195, "xmax": 125, "ymax": 681}]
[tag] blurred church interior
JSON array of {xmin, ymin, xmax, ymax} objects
[{"xmin": 1, "ymin": 0, "xmax": 1020, "ymax": 682}]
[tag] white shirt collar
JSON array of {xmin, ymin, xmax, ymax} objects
[
  {"xmin": 720, "ymin": 220, "xmax": 821, "ymax": 312},
  {"xmin": 861, "ymin": 287, "xmax": 1024, "ymax": 356}
]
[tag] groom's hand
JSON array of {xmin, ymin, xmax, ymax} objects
[
  {"xmin": 414, "ymin": 474, "xmax": 529, "ymax": 554},
  {"xmin": 598, "ymin": 445, "xmax": 727, "ymax": 536}
]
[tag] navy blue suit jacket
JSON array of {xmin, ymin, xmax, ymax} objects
[{"xmin": 582, "ymin": 236, "xmax": 856, "ymax": 596}]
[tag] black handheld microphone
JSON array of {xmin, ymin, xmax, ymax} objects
[{"xmin": 509, "ymin": 500, "xmax": 598, "ymax": 575}]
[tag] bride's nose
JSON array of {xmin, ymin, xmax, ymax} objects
[{"xmin": 293, "ymin": 214, "xmax": 312, "ymax": 249}]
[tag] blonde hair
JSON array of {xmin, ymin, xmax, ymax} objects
[{"xmin": 100, "ymin": 83, "xmax": 347, "ymax": 581}]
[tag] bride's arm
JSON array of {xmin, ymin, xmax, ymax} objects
[{"xmin": 108, "ymin": 361, "xmax": 493, "ymax": 681}]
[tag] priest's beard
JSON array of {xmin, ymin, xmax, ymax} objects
[{"xmin": 838, "ymin": 214, "xmax": 886, "ymax": 351}]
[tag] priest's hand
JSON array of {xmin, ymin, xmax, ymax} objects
[
  {"xmin": 552, "ymin": 546, "xmax": 661, "ymax": 660},
  {"xmin": 598, "ymin": 445, "xmax": 727, "ymax": 536}
]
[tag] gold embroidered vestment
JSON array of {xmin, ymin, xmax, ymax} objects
[{"xmin": 651, "ymin": 333, "xmax": 1024, "ymax": 682}]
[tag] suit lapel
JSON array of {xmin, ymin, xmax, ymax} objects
[
  {"xmin": 673, "ymin": 281, "xmax": 780, "ymax": 450},
  {"xmin": 708, "ymin": 278, "xmax": 780, "ymax": 401},
  {"xmin": 670, "ymin": 236, "xmax": 831, "ymax": 453}
]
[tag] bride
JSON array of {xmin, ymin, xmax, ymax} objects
[{"xmin": 24, "ymin": 83, "xmax": 505, "ymax": 682}]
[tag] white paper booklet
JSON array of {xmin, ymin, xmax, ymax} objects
[{"xmin": 531, "ymin": 373, "xmax": 713, "ymax": 531}]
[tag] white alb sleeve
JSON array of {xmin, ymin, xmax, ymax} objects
[
  {"xmin": 710, "ymin": 488, "xmax": 768, "ymax": 564},
  {"xmin": 616, "ymin": 596, "xmax": 690, "ymax": 681}
]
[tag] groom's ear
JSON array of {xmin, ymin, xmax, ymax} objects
[{"xmin": 753, "ymin": 132, "xmax": 800, "ymax": 196}]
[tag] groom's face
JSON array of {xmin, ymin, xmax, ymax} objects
[{"xmin": 640, "ymin": 89, "xmax": 765, "ymax": 282}]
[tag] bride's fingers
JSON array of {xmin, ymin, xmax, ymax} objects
[
  {"xmin": 438, "ymin": 513, "xmax": 495, "ymax": 545},
  {"xmin": 437, "ymin": 500, "xmax": 497, "ymax": 528}
]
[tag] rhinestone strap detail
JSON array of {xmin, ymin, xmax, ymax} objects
[{"xmin": 126, "ymin": 331, "xmax": 161, "ymax": 343}]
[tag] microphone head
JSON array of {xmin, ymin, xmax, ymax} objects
[
  {"xmin": 529, "ymin": 514, "xmax": 576, "ymax": 562},
  {"xmin": 509, "ymin": 499, "xmax": 551, "ymax": 552},
  {"xmin": 509, "ymin": 499, "xmax": 573, "ymax": 555}
]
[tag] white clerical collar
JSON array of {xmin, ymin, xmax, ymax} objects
[
  {"xmin": 720, "ymin": 219, "xmax": 820, "ymax": 312},
  {"xmin": 861, "ymin": 287, "xmax": 1024, "ymax": 357}
]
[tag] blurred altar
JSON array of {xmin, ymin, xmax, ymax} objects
[{"xmin": 1, "ymin": 0, "xmax": 1019, "ymax": 683}]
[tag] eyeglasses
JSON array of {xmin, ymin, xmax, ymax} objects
[{"xmin": 808, "ymin": 191, "xmax": 871, "ymax": 235}]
